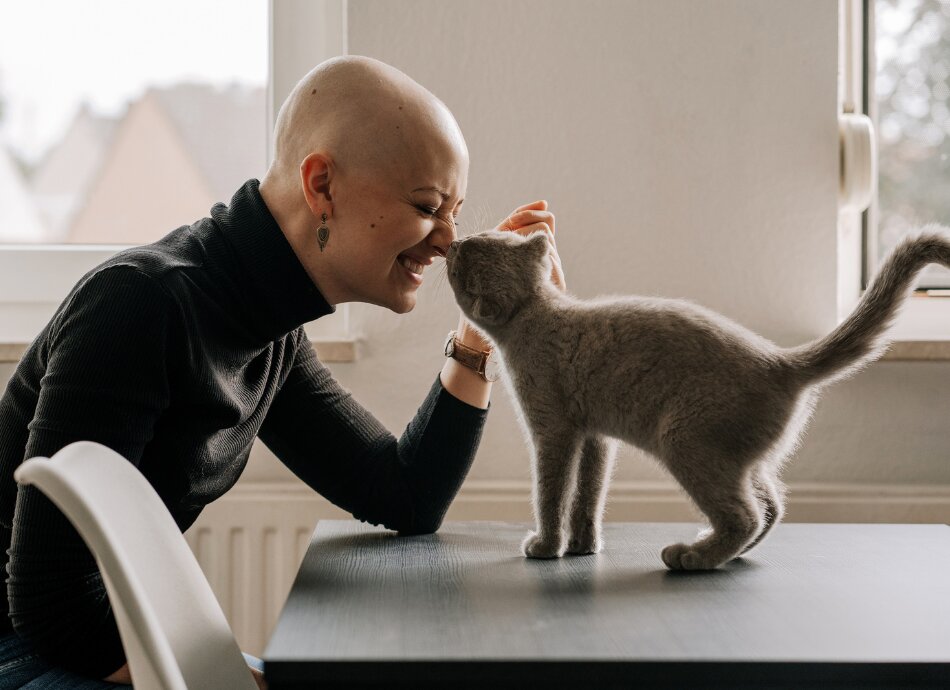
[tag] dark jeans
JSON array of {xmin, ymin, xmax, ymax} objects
[
  {"xmin": 0, "ymin": 632, "xmax": 264, "ymax": 688},
  {"xmin": 0, "ymin": 632, "xmax": 128, "ymax": 689}
]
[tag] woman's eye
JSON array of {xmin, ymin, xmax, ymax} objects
[{"xmin": 416, "ymin": 205, "xmax": 438, "ymax": 216}]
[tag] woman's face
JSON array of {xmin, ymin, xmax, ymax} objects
[{"xmin": 329, "ymin": 147, "xmax": 468, "ymax": 313}]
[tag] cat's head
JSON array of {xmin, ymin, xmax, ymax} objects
[{"xmin": 445, "ymin": 229, "xmax": 551, "ymax": 331}]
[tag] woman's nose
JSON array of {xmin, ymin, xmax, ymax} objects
[{"xmin": 428, "ymin": 220, "xmax": 456, "ymax": 257}]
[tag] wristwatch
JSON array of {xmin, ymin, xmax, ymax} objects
[{"xmin": 444, "ymin": 330, "xmax": 500, "ymax": 382}]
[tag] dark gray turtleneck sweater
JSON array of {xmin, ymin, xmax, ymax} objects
[{"xmin": 0, "ymin": 180, "xmax": 487, "ymax": 678}]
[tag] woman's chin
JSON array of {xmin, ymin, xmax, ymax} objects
[
  {"xmin": 389, "ymin": 292, "xmax": 417, "ymax": 314},
  {"xmin": 360, "ymin": 278, "xmax": 418, "ymax": 313}
]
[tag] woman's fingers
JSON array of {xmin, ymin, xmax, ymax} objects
[
  {"xmin": 497, "ymin": 204, "xmax": 564, "ymax": 289},
  {"xmin": 498, "ymin": 210, "xmax": 566, "ymax": 290},
  {"xmin": 505, "ymin": 209, "xmax": 556, "ymax": 234},
  {"xmin": 517, "ymin": 222, "xmax": 566, "ymax": 290},
  {"xmin": 512, "ymin": 199, "xmax": 547, "ymax": 214},
  {"xmin": 550, "ymin": 259, "xmax": 566, "ymax": 291},
  {"xmin": 509, "ymin": 221, "xmax": 553, "ymax": 239},
  {"xmin": 497, "ymin": 201, "xmax": 549, "ymax": 231}
]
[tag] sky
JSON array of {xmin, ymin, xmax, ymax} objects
[{"xmin": 0, "ymin": 0, "xmax": 268, "ymax": 163}]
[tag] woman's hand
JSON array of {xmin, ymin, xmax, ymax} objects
[
  {"xmin": 441, "ymin": 199, "xmax": 567, "ymax": 407},
  {"xmin": 452, "ymin": 199, "xmax": 566, "ymax": 347},
  {"xmin": 493, "ymin": 200, "xmax": 566, "ymax": 291},
  {"xmin": 104, "ymin": 662, "xmax": 132, "ymax": 684},
  {"xmin": 250, "ymin": 664, "xmax": 268, "ymax": 689}
]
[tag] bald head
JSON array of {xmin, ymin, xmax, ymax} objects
[
  {"xmin": 270, "ymin": 56, "xmax": 467, "ymax": 183},
  {"xmin": 259, "ymin": 56, "xmax": 469, "ymax": 314}
]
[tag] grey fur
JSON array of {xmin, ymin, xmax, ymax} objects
[{"xmin": 446, "ymin": 225, "xmax": 950, "ymax": 570}]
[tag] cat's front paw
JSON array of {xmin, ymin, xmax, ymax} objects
[
  {"xmin": 521, "ymin": 531, "xmax": 564, "ymax": 559},
  {"xmin": 565, "ymin": 524, "xmax": 602, "ymax": 555},
  {"xmin": 661, "ymin": 542, "xmax": 719, "ymax": 571}
]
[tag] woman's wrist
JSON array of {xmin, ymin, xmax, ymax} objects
[
  {"xmin": 437, "ymin": 314, "xmax": 493, "ymax": 410},
  {"xmin": 455, "ymin": 315, "xmax": 492, "ymax": 352}
]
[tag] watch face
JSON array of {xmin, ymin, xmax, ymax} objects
[{"xmin": 484, "ymin": 355, "xmax": 502, "ymax": 382}]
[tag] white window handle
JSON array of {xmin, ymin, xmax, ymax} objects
[{"xmin": 839, "ymin": 112, "xmax": 877, "ymax": 213}]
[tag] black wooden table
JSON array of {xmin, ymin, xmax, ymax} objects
[{"xmin": 263, "ymin": 520, "xmax": 950, "ymax": 689}]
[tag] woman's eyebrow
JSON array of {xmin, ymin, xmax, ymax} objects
[
  {"xmin": 411, "ymin": 187, "xmax": 465, "ymax": 209},
  {"xmin": 412, "ymin": 186, "xmax": 450, "ymax": 200}
]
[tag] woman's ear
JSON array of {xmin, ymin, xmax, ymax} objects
[{"xmin": 300, "ymin": 152, "xmax": 334, "ymax": 218}]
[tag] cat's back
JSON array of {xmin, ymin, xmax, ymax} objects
[
  {"xmin": 567, "ymin": 294, "xmax": 782, "ymax": 363},
  {"xmin": 550, "ymin": 293, "xmax": 788, "ymax": 418},
  {"xmin": 546, "ymin": 294, "xmax": 793, "ymax": 451}
]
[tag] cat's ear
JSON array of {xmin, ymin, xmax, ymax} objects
[{"xmin": 526, "ymin": 231, "xmax": 549, "ymax": 258}]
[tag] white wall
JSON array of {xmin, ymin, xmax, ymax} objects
[{"xmin": 4, "ymin": 0, "xmax": 949, "ymax": 511}]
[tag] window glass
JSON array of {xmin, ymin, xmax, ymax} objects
[
  {"xmin": 874, "ymin": 0, "xmax": 950, "ymax": 286},
  {"xmin": 0, "ymin": 0, "xmax": 268, "ymax": 244}
]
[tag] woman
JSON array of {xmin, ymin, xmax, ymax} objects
[{"xmin": 0, "ymin": 56, "xmax": 564, "ymax": 688}]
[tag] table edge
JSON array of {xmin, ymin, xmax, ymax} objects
[{"xmin": 263, "ymin": 658, "xmax": 950, "ymax": 685}]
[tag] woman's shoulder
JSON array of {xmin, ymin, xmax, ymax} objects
[
  {"xmin": 66, "ymin": 219, "xmax": 218, "ymax": 319},
  {"xmin": 101, "ymin": 221, "xmax": 207, "ymax": 285}
]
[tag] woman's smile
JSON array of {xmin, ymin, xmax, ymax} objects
[{"xmin": 396, "ymin": 253, "xmax": 431, "ymax": 286}]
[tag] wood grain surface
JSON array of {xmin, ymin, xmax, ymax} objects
[{"xmin": 264, "ymin": 520, "xmax": 950, "ymax": 688}]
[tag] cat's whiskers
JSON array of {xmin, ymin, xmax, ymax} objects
[{"xmin": 433, "ymin": 260, "xmax": 449, "ymax": 296}]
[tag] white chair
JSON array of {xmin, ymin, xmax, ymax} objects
[{"xmin": 14, "ymin": 441, "xmax": 258, "ymax": 690}]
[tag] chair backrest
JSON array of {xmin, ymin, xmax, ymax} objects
[{"xmin": 14, "ymin": 441, "xmax": 257, "ymax": 690}]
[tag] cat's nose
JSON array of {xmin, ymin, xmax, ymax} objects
[{"xmin": 449, "ymin": 240, "xmax": 461, "ymax": 251}]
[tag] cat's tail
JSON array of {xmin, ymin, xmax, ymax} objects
[{"xmin": 784, "ymin": 224, "xmax": 950, "ymax": 385}]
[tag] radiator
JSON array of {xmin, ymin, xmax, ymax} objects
[{"xmin": 183, "ymin": 484, "xmax": 348, "ymax": 656}]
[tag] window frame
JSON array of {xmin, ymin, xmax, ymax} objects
[
  {"xmin": 848, "ymin": 0, "xmax": 950, "ymax": 339},
  {"xmin": 0, "ymin": 0, "xmax": 351, "ymax": 345}
]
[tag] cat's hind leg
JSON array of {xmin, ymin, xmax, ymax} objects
[
  {"xmin": 740, "ymin": 465, "xmax": 786, "ymax": 555},
  {"xmin": 566, "ymin": 436, "xmax": 617, "ymax": 555},
  {"xmin": 523, "ymin": 431, "xmax": 583, "ymax": 559},
  {"xmin": 661, "ymin": 463, "xmax": 763, "ymax": 570}
]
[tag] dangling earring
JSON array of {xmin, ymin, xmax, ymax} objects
[{"xmin": 317, "ymin": 212, "xmax": 329, "ymax": 252}]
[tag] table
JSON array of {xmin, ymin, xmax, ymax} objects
[{"xmin": 264, "ymin": 520, "xmax": 950, "ymax": 689}]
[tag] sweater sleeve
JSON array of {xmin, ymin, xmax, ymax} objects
[
  {"xmin": 7, "ymin": 266, "xmax": 173, "ymax": 679},
  {"xmin": 258, "ymin": 330, "xmax": 488, "ymax": 535}
]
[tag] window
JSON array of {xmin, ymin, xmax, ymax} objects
[
  {"xmin": 867, "ymin": 0, "xmax": 950, "ymax": 289},
  {"xmin": 0, "ymin": 0, "xmax": 268, "ymax": 245},
  {"xmin": 0, "ymin": 0, "xmax": 352, "ymax": 347}
]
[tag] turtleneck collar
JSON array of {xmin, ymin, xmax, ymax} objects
[{"xmin": 210, "ymin": 179, "xmax": 334, "ymax": 342}]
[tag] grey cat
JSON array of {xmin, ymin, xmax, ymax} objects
[{"xmin": 445, "ymin": 226, "xmax": 950, "ymax": 570}]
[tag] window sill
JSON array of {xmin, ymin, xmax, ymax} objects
[
  {"xmin": 2, "ymin": 336, "xmax": 943, "ymax": 364},
  {"xmin": 310, "ymin": 338, "xmax": 358, "ymax": 363},
  {"xmin": 881, "ymin": 294, "xmax": 950, "ymax": 356},
  {"xmin": 0, "ymin": 338, "xmax": 358, "ymax": 364},
  {"xmin": 880, "ymin": 340, "xmax": 950, "ymax": 361}
]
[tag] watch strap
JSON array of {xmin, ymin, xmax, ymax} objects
[{"xmin": 445, "ymin": 331, "xmax": 492, "ymax": 380}]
